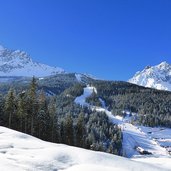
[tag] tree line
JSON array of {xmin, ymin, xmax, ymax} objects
[
  {"xmin": 0, "ymin": 77, "xmax": 123, "ymax": 156},
  {"xmin": 91, "ymin": 80, "xmax": 171, "ymax": 127}
]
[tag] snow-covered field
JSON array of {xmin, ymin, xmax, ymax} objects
[
  {"xmin": 121, "ymin": 123, "xmax": 168, "ymax": 157},
  {"xmin": 0, "ymin": 126, "xmax": 170, "ymax": 171},
  {"xmin": 139, "ymin": 126, "xmax": 171, "ymax": 153}
]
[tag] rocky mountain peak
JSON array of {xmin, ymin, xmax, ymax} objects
[
  {"xmin": 128, "ymin": 61, "xmax": 171, "ymax": 91},
  {"xmin": 0, "ymin": 44, "xmax": 65, "ymax": 77}
]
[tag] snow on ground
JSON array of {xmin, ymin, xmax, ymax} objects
[
  {"xmin": 74, "ymin": 85, "xmax": 170, "ymax": 158},
  {"xmin": 121, "ymin": 123, "xmax": 168, "ymax": 158},
  {"xmin": 74, "ymin": 86, "xmax": 97, "ymax": 106},
  {"xmin": 75, "ymin": 73, "xmax": 82, "ymax": 82},
  {"xmin": 139, "ymin": 126, "xmax": 171, "ymax": 153},
  {"xmin": 75, "ymin": 86, "xmax": 122, "ymax": 124},
  {"xmin": 99, "ymin": 98, "xmax": 106, "ymax": 108},
  {"xmin": 133, "ymin": 157, "xmax": 171, "ymax": 171},
  {"xmin": 0, "ymin": 126, "xmax": 170, "ymax": 171},
  {"xmin": 93, "ymin": 106, "xmax": 123, "ymax": 124}
]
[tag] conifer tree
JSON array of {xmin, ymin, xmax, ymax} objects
[
  {"xmin": 64, "ymin": 114, "xmax": 74, "ymax": 145},
  {"xmin": 17, "ymin": 91, "xmax": 27, "ymax": 132},
  {"xmin": 48, "ymin": 97, "xmax": 58, "ymax": 142},
  {"xmin": 28, "ymin": 77, "xmax": 38, "ymax": 135},
  {"xmin": 0, "ymin": 94, "xmax": 5, "ymax": 126},
  {"xmin": 76, "ymin": 113, "xmax": 85, "ymax": 147},
  {"xmin": 37, "ymin": 89, "xmax": 50, "ymax": 139},
  {"xmin": 5, "ymin": 89, "xmax": 16, "ymax": 128}
]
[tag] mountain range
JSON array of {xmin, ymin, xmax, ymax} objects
[
  {"xmin": 129, "ymin": 61, "xmax": 171, "ymax": 91},
  {"xmin": 0, "ymin": 45, "xmax": 64, "ymax": 77},
  {"xmin": 1, "ymin": 44, "xmax": 171, "ymax": 92}
]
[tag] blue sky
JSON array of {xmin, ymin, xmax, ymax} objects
[{"xmin": 0, "ymin": 0, "xmax": 171, "ymax": 80}]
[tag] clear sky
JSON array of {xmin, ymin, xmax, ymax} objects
[{"xmin": 0, "ymin": 0, "xmax": 171, "ymax": 80}]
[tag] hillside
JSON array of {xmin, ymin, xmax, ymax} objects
[
  {"xmin": 90, "ymin": 80, "xmax": 171, "ymax": 127},
  {"xmin": 0, "ymin": 126, "xmax": 170, "ymax": 171},
  {"xmin": 74, "ymin": 85, "xmax": 171, "ymax": 157}
]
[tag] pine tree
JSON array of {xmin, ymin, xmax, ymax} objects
[
  {"xmin": 0, "ymin": 94, "xmax": 5, "ymax": 126},
  {"xmin": 60, "ymin": 121, "xmax": 65, "ymax": 143},
  {"xmin": 17, "ymin": 91, "xmax": 27, "ymax": 132},
  {"xmin": 28, "ymin": 77, "xmax": 38, "ymax": 135},
  {"xmin": 76, "ymin": 113, "xmax": 85, "ymax": 147},
  {"xmin": 64, "ymin": 114, "xmax": 74, "ymax": 145},
  {"xmin": 37, "ymin": 89, "xmax": 49, "ymax": 139},
  {"xmin": 5, "ymin": 89, "xmax": 16, "ymax": 128},
  {"xmin": 48, "ymin": 97, "xmax": 58, "ymax": 142}
]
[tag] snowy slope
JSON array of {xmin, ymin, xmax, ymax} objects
[
  {"xmin": 75, "ymin": 73, "xmax": 97, "ymax": 84},
  {"xmin": 0, "ymin": 126, "xmax": 170, "ymax": 171},
  {"xmin": 128, "ymin": 61, "xmax": 171, "ymax": 91},
  {"xmin": 121, "ymin": 123, "xmax": 168, "ymax": 158},
  {"xmin": 139, "ymin": 126, "xmax": 171, "ymax": 153},
  {"xmin": 0, "ymin": 45, "xmax": 64, "ymax": 77},
  {"xmin": 75, "ymin": 86, "xmax": 170, "ymax": 158},
  {"xmin": 74, "ymin": 86, "xmax": 97, "ymax": 106}
]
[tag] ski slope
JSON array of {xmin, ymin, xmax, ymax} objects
[
  {"xmin": 75, "ymin": 86, "xmax": 170, "ymax": 158},
  {"xmin": 74, "ymin": 86, "xmax": 97, "ymax": 106},
  {"xmin": 121, "ymin": 123, "xmax": 168, "ymax": 157},
  {"xmin": 0, "ymin": 126, "xmax": 169, "ymax": 171}
]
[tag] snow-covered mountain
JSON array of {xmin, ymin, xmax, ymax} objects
[
  {"xmin": 0, "ymin": 45, "xmax": 64, "ymax": 77},
  {"xmin": 128, "ymin": 61, "xmax": 171, "ymax": 91},
  {"xmin": 0, "ymin": 126, "xmax": 170, "ymax": 171}
]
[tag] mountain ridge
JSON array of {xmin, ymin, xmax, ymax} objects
[
  {"xmin": 0, "ymin": 44, "xmax": 65, "ymax": 77},
  {"xmin": 128, "ymin": 61, "xmax": 171, "ymax": 91}
]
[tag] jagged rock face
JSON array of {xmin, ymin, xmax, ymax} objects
[
  {"xmin": 0, "ymin": 45, "xmax": 64, "ymax": 77},
  {"xmin": 128, "ymin": 62, "xmax": 171, "ymax": 91}
]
